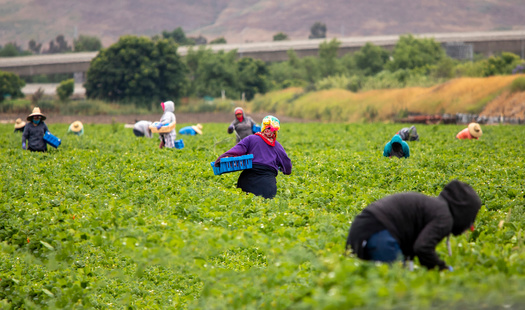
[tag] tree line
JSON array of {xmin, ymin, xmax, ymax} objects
[{"xmin": 1, "ymin": 23, "xmax": 524, "ymax": 107}]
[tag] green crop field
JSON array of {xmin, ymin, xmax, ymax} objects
[{"xmin": 1, "ymin": 122, "xmax": 525, "ymax": 309}]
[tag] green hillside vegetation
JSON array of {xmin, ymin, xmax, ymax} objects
[{"xmin": 1, "ymin": 123, "xmax": 525, "ymax": 308}]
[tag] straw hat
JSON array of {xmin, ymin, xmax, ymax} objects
[
  {"xmin": 468, "ymin": 122, "xmax": 482, "ymax": 138},
  {"xmin": 14, "ymin": 118, "xmax": 26, "ymax": 129},
  {"xmin": 191, "ymin": 123, "xmax": 203, "ymax": 135},
  {"xmin": 71, "ymin": 121, "xmax": 83, "ymax": 133},
  {"xmin": 27, "ymin": 107, "xmax": 46, "ymax": 121}
]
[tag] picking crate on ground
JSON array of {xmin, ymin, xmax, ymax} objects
[
  {"xmin": 43, "ymin": 131, "xmax": 61, "ymax": 148},
  {"xmin": 150, "ymin": 122, "xmax": 176, "ymax": 133},
  {"xmin": 210, "ymin": 154, "xmax": 253, "ymax": 175},
  {"xmin": 174, "ymin": 139, "xmax": 184, "ymax": 149}
]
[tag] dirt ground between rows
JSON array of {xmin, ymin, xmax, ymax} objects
[{"xmin": 0, "ymin": 112, "xmax": 313, "ymax": 125}]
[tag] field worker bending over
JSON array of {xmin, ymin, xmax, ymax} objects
[
  {"xmin": 14, "ymin": 118, "xmax": 26, "ymax": 133},
  {"xmin": 157, "ymin": 101, "xmax": 177, "ymax": 149},
  {"xmin": 228, "ymin": 107, "xmax": 257, "ymax": 143},
  {"xmin": 215, "ymin": 115, "xmax": 292, "ymax": 199},
  {"xmin": 68, "ymin": 121, "xmax": 84, "ymax": 136},
  {"xmin": 456, "ymin": 122, "xmax": 482, "ymax": 140},
  {"xmin": 383, "ymin": 134, "xmax": 410, "ymax": 158},
  {"xmin": 179, "ymin": 124, "xmax": 203, "ymax": 135},
  {"xmin": 397, "ymin": 125, "xmax": 419, "ymax": 141},
  {"xmin": 346, "ymin": 180, "xmax": 481, "ymax": 271},
  {"xmin": 22, "ymin": 107, "xmax": 50, "ymax": 152},
  {"xmin": 133, "ymin": 120, "xmax": 153, "ymax": 138}
]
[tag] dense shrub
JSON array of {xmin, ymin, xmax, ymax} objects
[
  {"xmin": 56, "ymin": 78, "xmax": 74, "ymax": 102},
  {"xmin": 509, "ymin": 76, "xmax": 525, "ymax": 93}
]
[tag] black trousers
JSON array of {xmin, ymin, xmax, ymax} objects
[{"xmin": 237, "ymin": 164, "xmax": 278, "ymax": 199}]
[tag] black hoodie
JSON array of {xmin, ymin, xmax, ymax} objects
[{"xmin": 347, "ymin": 180, "xmax": 481, "ymax": 270}]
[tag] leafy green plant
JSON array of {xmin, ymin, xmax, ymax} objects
[
  {"xmin": 509, "ymin": 76, "xmax": 525, "ymax": 93},
  {"xmin": 56, "ymin": 78, "xmax": 74, "ymax": 102},
  {"xmin": 1, "ymin": 123, "xmax": 525, "ymax": 309}
]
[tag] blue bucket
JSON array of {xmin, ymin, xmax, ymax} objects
[{"xmin": 175, "ymin": 139, "xmax": 184, "ymax": 149}]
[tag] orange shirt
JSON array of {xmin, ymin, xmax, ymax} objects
[{"xmin": 456, "ymin": 128, "xmax": 478, "ymax": 140}]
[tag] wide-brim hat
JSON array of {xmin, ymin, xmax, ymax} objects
[
  {"xmin": 468, "ymin": 122, "xmax": 482, "ymax": 138},
  {"xmin": 71, "ymin": 121, "xmax": 83, "ymax": 132},
  {"xmin": 27, "ymin": 107, "xmax": 46, "ymax": 121},
  {"xmin": 14, "ymin": 118, "xmax": 26, "ymax": 129},
  {"xmin": 191, "ymin": 123, "xmax": 203, "ymax": 135}
]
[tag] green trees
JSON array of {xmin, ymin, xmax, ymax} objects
[
  {"xmin": 74, "ymin": 35, "xmax": 102, "ymax": 52},
  {"xmin": 387, "ymin": 34, "xmax": 445, "ymax": 71},
  {"xmin": 0, "ymin": 70, "xmax": 25, "ymax": 102},
  {"xmin": 237, "ymin": 58, "xmax": 269, "ymax": 101},
  {"xmin": 309, "ymin": 22, "xmax": 327, "ymax": 39},
  {"xmin": 84, "ymin": 36, "xmax": 187, "ymax": 106},
  {"xmin": 273, "ymin": 32, "xmax": 289, "ymax": 41},
  {"xmin": 56, "ymin": 78, "xmax": 74, "ymax": 101},
  {"xmin": 353, "ymin": 42, "xmax": 390, "ymax": 76}
]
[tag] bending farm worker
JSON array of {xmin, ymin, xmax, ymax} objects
[
  {"xmin": 14, "ymin": 118, "xmax": 26, "ymax": 133},
  {"xmin": 383, "ymin": 134, "xmax": 410, "ymax": 158},
  {"xmin": 179, "ymin": 124, "xmax": 203, "ymax": 135},
  {"xmin": 346, "ymin": 180, "xmax": 481, "ymax": 271},
  {"xmin": 68, "ymin": 121, "xmax": 84, "ymax": 136},
  {"xmin": 133, "ymin": 120, "xmax": 153, "ymax": 138},
  {"xmin": 158, "ymin": 101, "xmax": 177, "ymax": 148},
  {"xmin": 397, "ymin": 125, "xmax": 419, "ymax": 141},
  {"xmin": 215, "ymin": 115, "xmax": 292, "ymax": 199},
  {"xmin": 22, "ymin": 107, "xmax": 50, "ymax": 152},
  {"xmin": 228, "ymin": 107, "xmax": 257, "ymax": 143},
  {"xmin": 456, "ymin": 122, "xmax": 482, "ymax": 140}
]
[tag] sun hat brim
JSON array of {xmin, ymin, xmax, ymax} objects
[{"xmin": 468, "ymin": 123, "xmax": 482, "ymax": 138}]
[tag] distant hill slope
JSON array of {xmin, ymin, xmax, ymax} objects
[{"xmin": 1, "ymin": 0, "xmax": 525, "ymax": 49}]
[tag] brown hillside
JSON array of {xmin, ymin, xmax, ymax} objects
[{"xmin": 0, "ymin": 0, "xmax": 524, "ymax": 48}]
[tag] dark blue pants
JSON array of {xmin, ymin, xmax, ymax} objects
[{"xmin": 365, "ymin": 230, "xmax": 402, "ymax": 263}]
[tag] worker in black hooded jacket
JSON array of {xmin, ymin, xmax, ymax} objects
[{"xmin": 346, "ymin": 180, "xmax": 481, "ymax": 270}]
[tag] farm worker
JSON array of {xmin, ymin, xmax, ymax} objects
[
  {"xmin": 22, "ymin": 107, "xmax": 50, "ymax": 152},
  {"xmin": 456, "ymin": 122, "xmax": 482, "ymax": 140},
  {"xmin": 67, "ymin": 121, "xmax": 84, "ymax": 136},
  {"xmin": 346, "ymin": 180, "xmax": 481, "ymax": 271},
  {"xmin": 157, "ymin": 101, "xmax": 177, "ymax": 149},
  {"xmin": 133, "ymin": 120, "xmax": 153, "ymax": 138},
  {"xmin": 397, "ymin": 125, "xmax": 419, "ymax": 141},
  {"xmin": 14, "ymin": 118, "xmax": 26, "ymax": 133},
  {"xmin": 228, "ymin": 107, "xmax": 258, "ymax": 143},
  {"xmin": 179, "ymin": 124, "xmax": 203, "ymax": 135},
  {"xmin": 383, "ymin": 134, "xmax": 410, "ymax": 158},
  {"xmin": 215, "ymin": 115, "xmax": 292, "ymax": 199}
]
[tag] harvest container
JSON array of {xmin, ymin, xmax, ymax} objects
[
  {"xmin": 174, "ymin": 139, "xmax": 184, "ymax": 149},
  {"xmin": 210, "ymin": 154, "xmax": 253, "ymax": 175},
  {"xmin": 43, "ymin": 131, "xmax": 61, "ymax": 148},
  {"xmin": 150, "ymin": 122, "xmax": 176, "ymax": 133}
]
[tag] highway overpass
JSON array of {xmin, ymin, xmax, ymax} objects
[{"xmin": 1, "ymin": 30, "xmax": 524, "ymax": 82}]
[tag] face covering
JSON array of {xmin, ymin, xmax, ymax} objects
[{"xmin": 33, "ymin": 119, "xmax": 41, "ymax": 124}]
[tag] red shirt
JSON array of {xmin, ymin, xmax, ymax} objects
[{"xmin": 456, "ymin": 128, "xmax": 478, "ymax": 140}]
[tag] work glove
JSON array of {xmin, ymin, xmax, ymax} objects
[
  {"xmin": 227, "ymin": 125, "xmax": 234, "ymax": 134},
  {"xmin": 157, "ymin": 123, "xmax": 163, "ymax": 130},
  {"xmin": 22, "ymin": 142, "xmax": 26, "ymax": 150}
]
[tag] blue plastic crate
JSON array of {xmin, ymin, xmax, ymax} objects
[
  {"xmin": 210, "ymin": 154, "xmax": 253, "ymax": 175},
  {"xmin": 43, "ymin": 131, "xmax": 61, "ymax": 148},
  {"xmin": 175, "ymin": 139, "xmax": 184, "ymax": 149}
]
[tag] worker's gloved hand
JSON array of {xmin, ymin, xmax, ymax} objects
[
  {"xmin": 227, "ymin": 125, "xmax": 234, "ymax": 134},
  {"xmin": 22, "ymin": 142, "xmax": 26, "ymax": 150},
  {"xmin": 157, "ymin": 123, "xmax": 163, "ymax": 130}
]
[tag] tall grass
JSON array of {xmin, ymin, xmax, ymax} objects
[{"xmin": 248, "ymin": 75, "xmax": 524, "ymax": 122}]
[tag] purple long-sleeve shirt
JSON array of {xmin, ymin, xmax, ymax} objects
[{"xmin": 217, "ymin": 134, "xmax": 292, "ymax": 175}]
